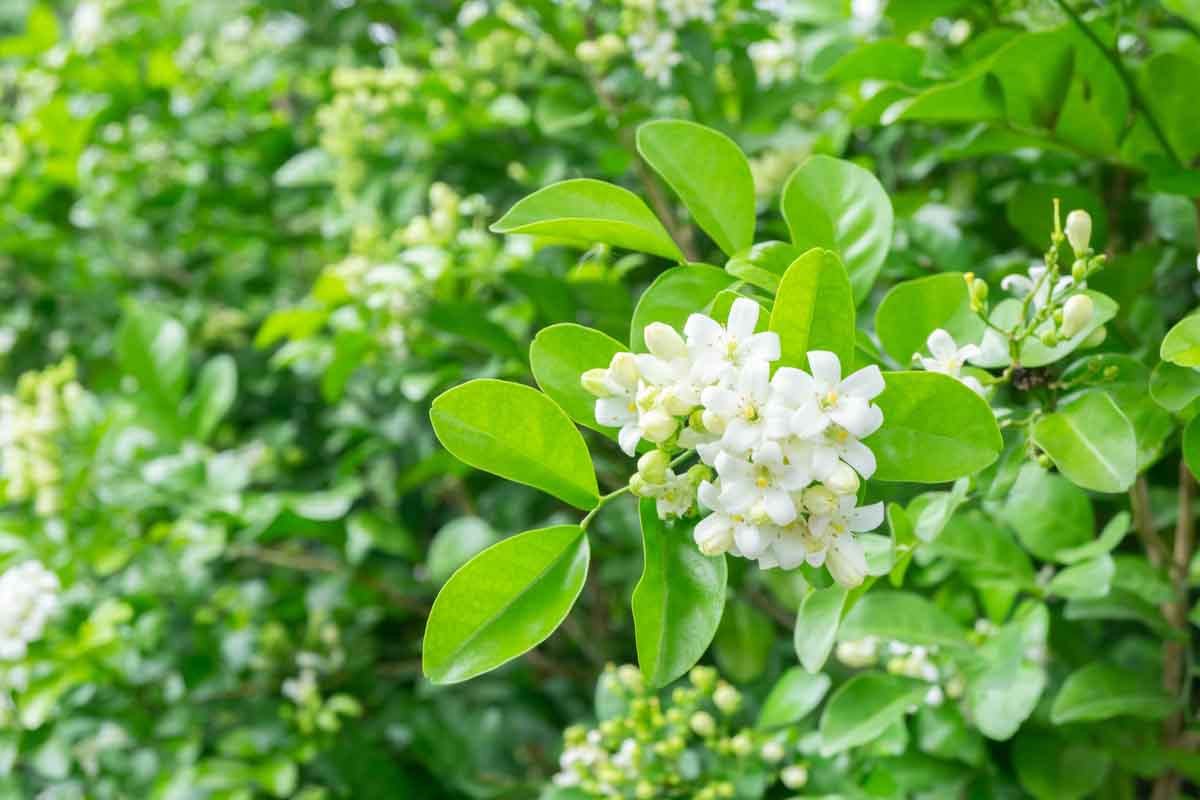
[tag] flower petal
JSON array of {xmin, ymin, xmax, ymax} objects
[
  {"xmin": 840, "ymin": 364, "xmax": 885, "ymax": 400},
  {"xmin": 807, "ymin": 350, "xmax": 842, "ymax": 385},
  {"xmin": 727, "ymin": 297, "xmax": 760, "ymax": 339},
  {"xmin": 847, "ymin": 501, "xmax": 885, "ymax": 532},
  {"xmin": 684, "ymin": 313, "xmax": 723, "ymax": 347}
]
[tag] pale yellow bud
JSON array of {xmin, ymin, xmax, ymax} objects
[
  {"xmin": 801, "ymin": 485, "xmax": 838, "ymax": 516},
  {"xmin": 640, "ymin": 409, "xmax": 677, "ymax": 443},
  {"xmin": 713, "ymin": 683, "xmax": 741, "ymax": 714},
  {"xmin": 825, "ymin": 463, "xmax": 860, "ymax": 495},
  {"xmin": 729, "ymin": 732, "xmax": 752, "ymax": 756},
  {"xmin": 610, "ymin": 352, "xmax": 639, "ymax": 388},
  {"xmin": 689, "ymin": 711, "xmax": 716, "ymax": 737},
  {"xmin": 637, "ymin": 449, "xmax": 669, "ymax": 484},
  {"xmin": 581, "ymin": 368, "xmax": 612, "ymax": 398},
  {"xmin": 760, "ymin": 740, "xmax": 786, "ymax": 763},
  {"xmin": 644, "ymin": 322, "xmax": 687, "ymax": 361},
  {"xmin": 1060, "ymin": 294, "xmax": 1094, "ymax": 338},
  {"xmin": 1065, "ymin": 209, "xmax": 1092, "ymax": 256},
  {"xmin": 781, "ymin": 764, "xmax": 809, "ymax": 789}
]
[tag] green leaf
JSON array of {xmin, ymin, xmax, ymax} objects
[
  {"xmin": 530, "ymin": 323, "xmax": 626, "ymax": 438},
  {"xmin": 1185, "ymin": 415, "xmax": 1200, "ymax": 479},
  {"xmin": 425, "ymin": 301, "xmax": 525, "ymax": 363},
  {"xmin": 273, "ymin": 148, "xmax": 335, "ymax": 187},
  {"xmin": 1161, "ymin": 313, "xmax": 1200, "ymax": 368},
  {"xmin": 1047, "ymin": 554, "xmax": 1114, "ymax": 599},
  {"xmin": 793, "ymin": 584, "xmax": 848, "ymax": 673},
  {"xmin": 1032, "ymin": 391, "xmax": 1137, "ymax": 493},
  {"xmin": 974, "ymin": 293, "xmax": 1117, "ymax": 369},
  {"xmin": 713, "ymin": 600, "xmax": 774, "ymax": 683},
  {"xmin": 866, "ymin": 371, "xmax": 1002, "ymax": 483},
  {"xmin": 968, "ymin": 604, "xmax": 1049, "ymax": 740},
  {"xmin": 629, "ymin": 264, "xmax": 736, "ymax": 351},
  {"xmin": 839, "ymin": 591, "xmax": 969, "ymax": 649},
  {"xmin": 931, "ymin": 511, "xmax": 1034, "ymax": 584},
  {"xmin": 886, "ymin": 72, "xmax": 1004, "ymax": 124},
  {"xmin": 636, "ymin": 120, "xmax": 755, "ymax": 257},
  {"xmin": 874, "ymin": 273, "xmax": 984, "ymax": 367},
  {"xmin": 1000, "ymin": 464, "xmax": 1093, "ymax": 562},
  {"xmin": 188, "ymin": 355, "xmax": 237, "ymax": 442},
  {"xmin": 632, "ymin": 499, "xmax": 727, "ymax": 688},
  {"xmin": 1141, "ymin": 52, "xmax": 1200, "ymax": 165},
  {"xmin": 757, "ymin": 668, "xmax": 832, "ymax": 730},
  {"xmin": 1055, "ymin": 511, "xmax": 1129, "ymax": 564},
  {"xmin": 826, "ymin": 39, "xmax": 925, "ymax": 85},
  {"xmin": 491, "ymin": 178, "xmax": 683, "ymax": 261},
  {"xmin": 724, "ymin": 241, "xmax": 800, "ymax": 293},
  {"xmin": 430, "ymin": 380, "xmax": 599, "ymax": 510},
  {"xmin": 818, "ymin": 672, "xmax": 927, "ymax": 755},
  {"xmin": 1050, "ymin": 662, "xmax": 1176, "ymax": 724},
  {"xmin": 1005, "ymin": 184, "xmax": 1107, "ymax": 254},
  {"xmin": 781, "ymin": 155, "xmax": 893, "ymax": 303},
  {"xmin": 1013, "ymin": 730, "xmax": 1110, "ymax": 800},
  {"xmin": 423, "ymin": 525, "xmax": 589, "ymax": 684},
  {"xmin": 769, "ymin": 248, "xmax": 855, "ymax": 372},
  {"xmin": 116, "ymin": 304, "xmax": 189, "ymax": 412},
  {"xmin": 426, "ymin": 517, "xmax": 501, "ymax": 585},
  {"xmin": 916, "ymin": 704, "xmax": 986, "ymax": 767},
  {"xmin": 1150, "ymin": 361, "xmax": 1200, "ymax": 413}
]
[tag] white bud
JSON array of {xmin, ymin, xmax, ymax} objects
[
  {"xmin": 713, "ymin": 683, "xmax": 741, "ymax": 714},
  {"xmin": 1065, "ymin": 210, "xmax": 1092, "ymax": 256},
  {"xmin": 825, "ymin": 463, "xmax": 860, "ymax": 495},
  {"xmin": 729, "ymin": 732, "xmax": 752, "ymax": 756},
  {"xmin": 643, "ymin": 322, "xmax": 687, "ymax": 361},
  {"xmin": 580, "ymin": 368, "xmax": 612, "ymax": 398},
  {"xmin": 760, "ymin": 740, "xmax": 786, "ymax": 763},
  {"xmin": 701, "ymin": 409, "xmax": 727, "ymax": 435},
  {"xmin": 609, "ymin": 352, "xmax": 639, "ymax": 388},
  {"xmin": 826, "ymin": 535, "xmax": 867, "ymax": 588},
  {"xmin": 781, "ymin": 765, "xmax": 809, "ymax": 789},
  {"xmin": 639, "ymin": 409, "xmax": 677, "ymax": 443},
  {"xmin": 617, "ymin": 664, "xmax": 643, "ymax": 691},
  {"xmin": 696, "ymin": 519, "xmax": 733, "ymax": 556},
  {"xmin": 1059, "ymin": 294, "xmax": 1095, "ymax": 338},
  {"xmin": 1081, "ymin": 325, "xmax": 1107, "ymax": 348},
  {"xmin": 689, "ymin": 711, "xmax": 716, "ymax": 737},
  {"xmin": 637, "ymin": 449, "xmax": 669, "ymax": 484},
  {"xmin": 801, "ymin": 485, "xmax": 838, "ymax": 516}
]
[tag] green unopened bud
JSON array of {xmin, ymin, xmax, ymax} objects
[
  {"xmin": 618, "ymin": 664, "xmax": 643, "ymax": 691},
  {"xmin": 730, "ymin": 732, "xmax": 753, "ymax": 756},
  {"xmin": 1060, "ymin": 294, "xmax": 1094, "ymax": 338},
  {"xmin": 665, "ymin": 707, "xmax": 685, "ymax": 725},
  {"xmin": 637, "ymin": 449, "xmax": 669, "ymax": 484},
  {"xmin": 781, "ymin": 764, "xmax": 809, "ymax": 789},
  {"xmin": 628, "ymin": 474, "xmax": 650, "ymax": 497},
  {"xmin": 581, "ymin": 368, "xmax": 611, "ymax": 398},
  {"xmin": 713, "ymin": 683, "xmax": 741, "ymax": 714},
  {"xmin": 1037, "ymin": 453, "xmax": 1053, "ymax": 470},
  {"xmin": 715, "ymin": 782, "xmax": 735, "ymax": 799},
  {"xmin": 690, "ymin": 710, "xmax": 716, "ymax": 737},
  {"xmin": 761, "ymin": 739, "xmax": 786, "ymax": 763},
  {"xmin": 1083, "ymin": 326, "xmax": 1108, "ymax": 349},
  {"xmin": 1040, "ymin": 329, "xmax": 1059, "ymax": 347},
  {"xmin": 1065, "ymin": 209, "xmax": 1092, "ymax": 256},
  {"xmin": 1072, "ymin": 258, "xmax": 1087, "ymax": 284},
  {"xmin": 971, "ymin": 278, "xmax": 988, "ymax": 304},
  {"xmin": 689, "ymin": 666, "xmax": 717, "ymax": 692},
  {"xmin": 686, "ymin": 463, "xmax": 712, "ymax": 486}
]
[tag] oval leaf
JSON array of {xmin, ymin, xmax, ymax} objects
[
  {"xmin": 875, "ymin": 272, "xmax": 984, "ymax": 366},
  {"xmin": 1001, "ymin": 464, "xmax": 1094, "ymax": 562},
  {"xmin": 818, "ymin": 672, "xmax": 927, "ymax": 755},
  {"xmin": 757, "ymin": 668, "xmax": 832, "ymax": 729},
  {"xmin": 629, "ymin": 264, "xmax": 736, "ymax": 351},
  {"xmin": 1050, "ymin": 661, "xmax": 1177, "ymax": 724},
  {"xmin": 492, "ymin": 178, "xmax": 683, "ymax": 261},
  {"xmin": 866, "ymin": 371, "xmax": 1002, "ymax": 483},
  {"xmin": 637, "ymin": 120, "xmax": 755, "ymax": 256},
  {"xmin": 530, "ymin": 323, "xmax": 626, "ymax": 438},
  {"xmin": 632, "ymin": 499, "xmax": 728, "ymax": 688},
  {"xmin": 430, "ymin": 380, "xmax": 599, "ymax": 509},
  {"xmin": 1032, "ymin": 391, "xmax": 1136, "ymax": 493},
  {"xmin": 725, "ymin": 241, "xmax": 800, "ymax": 293},
  {"xmin": 1161, "ymin": 313, "xmax": 1200, "ymax": 368},
  {"xmin": 781, "ymin": 155, "xmax": 893, "ymax": 303},
  {"xmin": 793, "ymin": 584, "xmax": 848, "ymax": 674},
  {"xmin": 769, "ymin": 248, "xmax": 856, "ymax": 372},
  {"xmin": 423, "ymin": 525, "xmax": 589, "ymax": 684},
  {"xmin": 839, "ymin": 591, "xmax": 969, "ymax": 649}
]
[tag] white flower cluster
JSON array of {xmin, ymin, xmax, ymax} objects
[
  {"xmin": 628, "ymin": 28, "xmax": 682, "ymax": 87},
  {"xmin": 747, "ymin": 27, "xmax": 799, "ymax": 88},
  {"xmin": 0, "ymin": 359, "xmax": 83, "ymax": 516},
  {"xmin": 913, "ymin": 328, "xmax": 984, "ymax": 395},
  {"xmin": 583, "ymin": 298, "xmax": 886, "ymax": 586},
  {"xmin": 836, "ymin": 637, "xmax": 957, "ymax": 707},
  {"xmin": 0, "ymin": 561, "xmax": 60, "ymax": 660}
]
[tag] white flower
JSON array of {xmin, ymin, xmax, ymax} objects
[
  {"xmin": 629, "ymin": 29, "xmax": 682, "ymax": 87},
  {"xmin": 713, "ymin": 441, "xmax": 808, "ymax": 526},
  {"xmin": 1000, "ymin": 265, "xmax": 1074, "ymax": 310},
  {"xmin": 747, "ymin": 33, "xmax": 798, "ymax": 88},
  {"xmin": 916, "ymin": 329, "xmax": 983, "ymax": 395},
  {"xmin": 695, "ymin": 479, "xmax": 776, "ymax": 559},
  {"xmin": 0, "ymin": 560, "xmax": 60, "ymax": 660},
  {"xmin": 836, "ymin": 637, "xmax": 880, "ymax": 668},
  {"xmin": 699, "ymin": 359, "xmax": 773, "ymax": 456},
  {"xmin": 661, "ymin": 0, "xmax": 716, "ymax": 28},
  {"xmin": 585, "ymin": 353, "xmax": 643, "ymax": 456},
  {"xmin": 685, "ymin": 298, "xmax": 780, "ymax": 386},
  {"xmin": 789, "ymin": 351, "xmax": 884, "ymax": 440},
  {"xmin": 647, "ymin": 469, "xmax": 695, "ymax": 520},
  {"xmin": 761, "ymin": 518, "xmax": 826, "ymax": 570},
  {"xmin": 809, "ymin": 496, "xmax": 884, "ymax": 587}
]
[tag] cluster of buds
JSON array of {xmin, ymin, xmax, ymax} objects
[
  {"xmin": 281, "ymin": 664, "xmax": 362, "ymax": 736},
  {"xmin": 836, "ymin": 637, "xmax": 962, "ymax": 707},
  {"xmin": 0, "ymin": 560, "xmax": 61, "ymax": 660},
  {"xmin": 552, "ymin": 664, "xmax": 808, "ymax": 798},
  {"xmin": 0, "ymin": 359, "xmax": 85, "ymax": 516},
  {"xmin": 576, "ymin": 33, "xmax": 625, "ymax": 67},
  {"xmin": 582, "ymin": 298, "xmax": 886, "ymax": 587}
]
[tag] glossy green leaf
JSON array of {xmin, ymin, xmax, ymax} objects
[
  {"xmin": 769, "ymin": 248, "xmax": 855, "ymax": 371},
  {"xmin": 724, "ymin": 241, "xmax": 800, "ymax": 293},
  {"xmin": 1060, "ymin": 355, "xmax": 1172, "ymax": 473},
  {"xmin": 874, "ymin": 273, "xmax": 984, "ymax": 367},
  {"xmin": 116, "ymin": 304, "xmax": 189, "ymax": 411},
  {"xmin": 839, "ymin": 591, "xmax": 969, "ymax": 649},
  {"xmin": 1055, "ymin": 511, "xmax": 1129, "ymax": 564},
  {"xmin": 757, "ymin": 668, "xmax": 832, "ymax": 730},
  {"xmin": 1141, "ymin": 52, "xmax": 1200, "ymax": 164},
  {"xmin": 188, "ymin": 355, "xmax": 237, "ymax": 442},
  {"xmin": 886, "ymin": 72, "xmax": 1004, "ymax": 125},
  {"xmin": 1050, "ymin": 661, "xmax": 1176, "ymax": 724},
  {"xmin": 530, "ymin": 323, "xmax": 626, "ymax": 437},
  {"xmin": 794, "ymin": 584, "xmax": 847, "ymax": 674},
  {"xmin": 968, "ymin": 604, "xmax": 1049, "ymax": 740},
  {"xmin": 931, "ymin": 511, "xmax": 1034, "ymax": 584},
  {"xmin": 430, "ymin": 380, "xmax": 599, "ymax": 510},
  {"xmin": 1185, "ymin": 415, "xmax": 1200, "ymax": 479},
  {"xmin": 781, "ymin": 155, "xmax": 893, "ymax": 303},
  {"xmin": 818, "ymin": 672, "xmax": 927, "ymax": 755},
  {"xmin": 426, "ymin": 517, "xmax": 501, "ymax": 585},
  {"xmin": 1001, "ymin": 464, "xmax": 1093, "ymax": 562},
  {"xmin": 1005, "ymin": 184, "xmax": 1107, "ymax": 254},
  {"xmin": 713, "ymin": 600, "xmax": 774, "ymax": 683},
  {"xmin": 1013, "ymin": 730, "xmax": 1110, "ymax": 800},
  {"xmin": 423, "ymin": 525, "xmax": 589, "ymax": 684},
  {"xmin": 826, "ymin": 39, "xmax": 925, "ymax": 84},
  {"xmin": 1161, "ymin": 313, "xmax": 1200, "ymax": 368},
  {"xmin": 974, "ymin": 292, "xmax": 1117, "ymax": 369},
  {"xmin": 629, "ymin": 264, "xmax": 736, "ymax": 351},
  {"xmin": 1032, "ymin": 391, "xmax": 1137, "ymax": 493},
  {"xmin": 916, "ymin": 704, "xmax": 986, "ymax": 767},
  {"xmin": 491, "ymin": 178, "xmax": 683, "ymax": 261},
  {"xmin": 632, "ymin": 500, "xmax": 727, "ymax": 688},
  {"xmin": 1047, "ymin": 554, "xmax": 1113, "ymax": 599},
  {"xmin": 866, "ymin": 371, "xmax": 1002, "ymax": 483},
  {"xmin": 1149, "ymin": 360, "xmax": 1200, "ymax": 413},
  {"xmin": 636, "ymin": 120, "xmax": 755, "ymax": 256}
]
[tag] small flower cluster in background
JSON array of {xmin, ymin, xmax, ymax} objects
[
  {"xmin": 582, "ymin": 298, "xmax": 885, "ymax": 586},
  {"xmin": 552, "ymin": 663, "xmax": 809, "ymax": 798},
  {"xmin": 836, "ymin": 637, "xmax": 962, "ymax": 708},
  {"xmin": 0, "ymin": 560, "xmax": 60, "ymax": 661}
]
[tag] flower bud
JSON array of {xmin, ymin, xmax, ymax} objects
[
  {"xmin": 635, "ymin": 782, "xmax": 655, "ymax": 800},
  {"xmin": 1083, "ymin": 326, "xmax": 1107, "ymax": 349},
  {"xmin": 581, "ymin": 368, "xmax": 611, "ymax": 398},
  {"xmin": 640, "ymin": 409, "xmax": 677, "ymax": 443},
  {"xmin": 1039, "ymin": 329, "xmax": 1059, "ymax": 347},
  {"xmin": 713, "ymin": 683, "xmax": 741, "ymax": 714},
  {"xmin": 729, "ymin": 732, "xmax": 752, "ymax": 756},
  {"xmin": 825, "ymin": 463, "xmax": 860, "ymax": 495},
  {"xmin": 701, "ymin": 409, "xmax": 727, "ymax": 435},
  {"xmin": 628, "ymin": 474, "xmax": 651, "ymax": 497},
  {"xmin": 689, "ymin": 710, "xmax": 716, "ymax": 737},
  {"xmin": 644, "ymin": 322, "xmax": 688, "ymax": 361},
  {"xmin": 618, "ymin": 664, "xmax": 644, "ymax": 691},
  {"xmin": 575, "ymin": 40, "xmax": 600, "ymax": 62},
  {"xmin": 1060, "ymin": 294, "xmax": 1094, "ymax": 339},
  {"xmin": 760, "ymin": 739, "xmax": 786, "ymax": 763},
  {"xmin": 1071, "ymin": 258, "xmax": 1087, "ymax": 284},
  {"xmin": 781, "ymin": 765, "xmax": 809, "ymax": 789},
  {"xmin": 689, "ymin": 666, "xmax": 717, "ymax": 692},
  {"xmin": 801, "ymin": 485, "xmax": 838, "ymax": 516},
  {"xmin": 610, "ymin": 352, "xmax": 639, "ymax": 388},
  {"xmin": 637, "ymin": 449, "xmax": 669, "ymax": 485},
  {"xmin": 695, "ymin": 521, "xmax": 734, "ymax": 556},
  {"xmin": 971, "ymin": 278, "xmax": 988, "ymax": 304},
  {"xmin": 1065, "ymin": 209, "xmax": 1092, "ymax": 256}
]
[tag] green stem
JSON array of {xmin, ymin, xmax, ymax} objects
[
  {"xmin": 580, "ymin": 485, "xmax": 632, "ymax": 530},
  {"xmin": 1050, "ymin": 0, "xmax": 1183, "ymax": 166}
]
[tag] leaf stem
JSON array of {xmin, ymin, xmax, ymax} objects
[{"xmin": 580, "ymin": 484, "xmax": 632, "ymax": 530}]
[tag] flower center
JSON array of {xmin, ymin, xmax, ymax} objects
[{"xmin": 821, "ymin": 390, "xmax": 839, "ymax": 409}]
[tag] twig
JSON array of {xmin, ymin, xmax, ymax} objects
[
  {"xmin": 1130, "ymin": 476, "xmax": 1169, "ymax": 568},
  {"xmin": 747, "ymin": 586, "xmax": 794, "ymax": 629}
]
